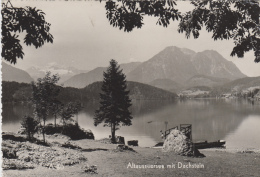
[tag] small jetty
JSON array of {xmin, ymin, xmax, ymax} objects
[{"xmin": 154, "ymin": 124, "xmax": 226, "ymax": 149}]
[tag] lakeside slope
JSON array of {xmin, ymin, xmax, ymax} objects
[{"xmin": 2, "ymin": 133, "xmax": 260, "ymax": 177}]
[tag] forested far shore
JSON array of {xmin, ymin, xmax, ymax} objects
[{"xmin": 2, "ymin": 81, "xmax": 177, "ymax": 103}]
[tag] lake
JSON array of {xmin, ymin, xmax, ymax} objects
[{"xmin": 2, "ymin": 99, "xmax": 260, "ymax": 149}]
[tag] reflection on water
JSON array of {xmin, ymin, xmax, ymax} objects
[
  {"xmin": 2, "ymin": 99, "xmax": 260, "ymax": 148},
  {"xmin": 225, "ymin": 115, "xmax": 260, "ymax": 149}
]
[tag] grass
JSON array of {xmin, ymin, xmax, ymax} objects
[{"xmin": 2, "ymin": 135, "xmax": 260, "ymax": 177}]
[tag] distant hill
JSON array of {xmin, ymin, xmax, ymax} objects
[
  {"xmin": 185, "ymin": 75, "xmax": 230, "ymax": 88},
  {"xmin": 2, "ymin": 80, "xmax": 177, "ymax": 103},
  {"xmin": 78, "ymin": 81, "xmax": 177, "ymax": 101},
  {"xmin": 63, "ymin": 62, "xmax": 141, "ymax": 88},
  {"xmin": 212, "ymin": 76, "xmax": 260, "ymax": 94},
  {"xmin": 2, "ymin": 62, "xmax": 34, "ymax": 83},
  {"xmin": 63, "ymin": 67, "xmax": 106, "ymax": 88},
  {"xmin": 149, "ymin": 78, "xmax": 182, "ymax": 92}
]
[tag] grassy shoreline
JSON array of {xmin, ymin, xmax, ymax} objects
[{"xmin": 2, "ymin": 132, "xmax": 260, "ymax": 177}]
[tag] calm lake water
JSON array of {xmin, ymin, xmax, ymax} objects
[{"xmin": 2, "ymin": 99, "xmax": 260, "ymax": 149}]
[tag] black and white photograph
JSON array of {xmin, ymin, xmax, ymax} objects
[{"xmin": 1, "ymin": 0, "xmax": 260, "ymax": 176}]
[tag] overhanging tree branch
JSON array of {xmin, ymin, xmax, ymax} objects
[{"xmin": 1, "ymin": 1, "xmax": 53, "ymax": 64}]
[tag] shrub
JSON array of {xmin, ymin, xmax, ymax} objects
[
  {"xmin": 62, "ymin": 123, "xmax": 94, "ymax": 140},
  {"xmin": 2, "ymin": 148, "xmax": 17, "ymax": 159},
  {"xmin": 45, "ymin": 123, "xmax": 94, "ymax": 140}
]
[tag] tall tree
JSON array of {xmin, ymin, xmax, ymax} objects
[
  {"xmin": 94, "ymin": 59, "xmax": 132, "ymax": 143},
  {"xmin": 1, "ymin": 0, "xmax": 53, "ymax": 64},
  {"xmin": 50, "ymin": 100, "xmax": 63, "ymax": 128},
  {"xmin": 31, "ymin": 72, "xmax": 60, "ymax": 142},
  {"xmin": 103, "ymin": 0, "xmax": 259, "ymax": 62}
]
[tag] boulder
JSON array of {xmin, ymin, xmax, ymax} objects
[
  {"xmin": 127, "ymin": 140, "xmax": 138, "ymax": 146},
  {"xmin": 162, "ymin": 129, "xmax": 204, "ymax": 157},
  {"xmin": 116, "ymin": 136, "xmax": 125, "ymax": 144}
]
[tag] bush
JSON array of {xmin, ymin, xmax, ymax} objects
[
  {"xmin": 45, "ymin": 123, "xmax": 94, "ymax": 140},
  {"xmin": 2, "ymin": 148, "xmax": 17, "ymax": 159},
  {"xmin": 62, "ymin": 123, "xmax": 94, "ymax": 140},
  {"xmin": 21, "ymin": 116, "xmax": 39, "ymax": 140},
  {"xmin": 45, "ymin": 123, "xmax": 62, "ymax": 134}
]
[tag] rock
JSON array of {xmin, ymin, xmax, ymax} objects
[
  {"xmin": 116, "ymin": 136, "xmax": 125, "ymax": 144},
  {"xmin": 116, "ymin": 144, "xmax": 134, "ymax": 151},
  {"xmin": 127, "ymin": 140, "xmax": 138, "ymax": 146},
  {"xmin": 162, "ymin": 129, "xmax": 204, "ymax": 157}
]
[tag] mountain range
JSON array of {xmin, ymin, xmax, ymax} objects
[
  {"xmin": 2, "ymin": 45, "xmax": 260, "ymax": 100},
  {"xmin": 26, "ymin": 63, "xmax": 89, "ymax": 83},
  {"xmin": 63, "ymin": 46, "xmax": 246, "ymax": 90}
]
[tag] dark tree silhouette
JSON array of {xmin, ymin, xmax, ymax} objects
[
  {"xmin": 94, "ymin": 59, "xmax": 132, "ymax": 143},
  {"xmin": 1, "ymin": 0, "xmax": 53, "ymax": 64},
  {"xmin": 178, "ymin": 0, "xmax": 259, "ymax": 63},
  {"xmin": 104, "ymin": 0, "xmax": 259, "ymax": 62},
  {"xmin": 50, "ymin": 100, "xmax": 63, "ymax": 128},
  {"xmin": 31, "ymin": 72, "xmax": 60, "ymax": 142},
  {"xmin": 21, "ymin": 115, "xmax": 39, "ymax": 140}
]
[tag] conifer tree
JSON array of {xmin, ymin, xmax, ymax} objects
[{"xmin": 94, "ymin": 59, "xmax": 132, "ymax": 143}]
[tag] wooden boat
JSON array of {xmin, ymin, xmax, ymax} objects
[
  {"xmin": 194, "ymin": 140, "xmax": 226, "ymax": 149},
  {"xmin": 152, "ymin": 140, "xmax": 226, "ymax": 149}
]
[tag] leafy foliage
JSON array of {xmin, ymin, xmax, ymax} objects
[
  {"xmin": 60, "ymin": 102, "xmax": 82, "ymax": 125},
  {"xmin": 21, "ymin": 115, "xmax": 39, "ymax": 140},
  {"xmin": 104, "ymin": 0, "xmax": 259, "ymax": 62},
  {"xmin": 178, "ymin": 0, "xmax": 259, "ymax": 62},
  {"xmin": 50, "ymin": 100, "xmax": 63, "ymax": 127},
  {"xmin": 1, "ymin": 1, "xmax": 53, "ymax": 64},
  {"xmin": 31, "ymin": 72, "xmax": 60, "ymax": 142},
  {"xmin": 105, "ymin": 0, "xmax": 181, "ymax": 32},
  {"xmin": 94, "ymin": 59, "xmax": 132, "ymax": 142}
]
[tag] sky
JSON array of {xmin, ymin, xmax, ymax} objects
[{"xmin": 3, "ymin": 0, "xmax": 260, "ymax": 76}]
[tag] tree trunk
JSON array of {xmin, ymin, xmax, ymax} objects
[
  {"xmin": 42, "ymin": 119, "xmax": 46, "ymax": 143},
  {"xmin": 111, "ymin": 123, "xmax": 116, "ymax": 143},
  {"xmin": 54, "ymin": 114, "xmax": 57, "ymax": 128}
]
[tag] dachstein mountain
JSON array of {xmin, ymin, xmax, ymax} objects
[
  {"xmin": 127, "ymin": 46, "xmax": 246, "ymax": 84},
  {"xmin": 2, "ymin": 62, "xmax": 34, "ymax": 83},
  {"xmin": 63, "ymin": 62, "xmax": 141, "ymax": 88},
  {"xmin": 26, "ymin": 63, "xmax": 88, "ymax": 83}
]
